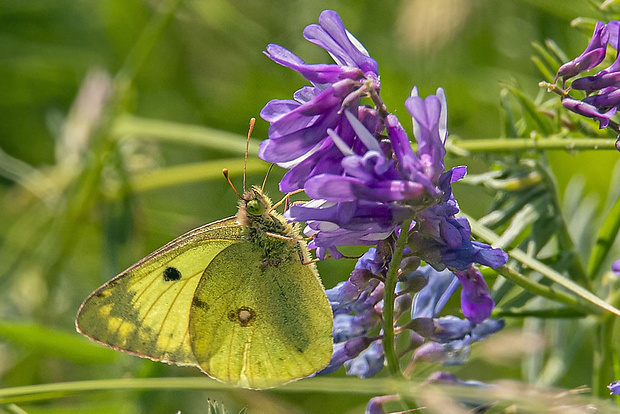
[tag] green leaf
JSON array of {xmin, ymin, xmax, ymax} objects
[
  {"xmin": 468, "ymin": 214, "xmax": 620, "ymax": 317},
  {"xmin": 588, "ymin": 196, "xmax": 620, "ymax": 278},
  {"xmin": 502, "ymin": 83, "xmax": 555, "ymax": 136},
  {"xmin": 0, "ymin": 320, "xmax": 116, "ymax": 365},
  {"xmin": 112, "ymin": 115, "xmax": 259, "ymax": 155}
]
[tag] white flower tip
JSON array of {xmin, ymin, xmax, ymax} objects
[{"xmin": 344, "ymin": 110, "xmax": 381, "ymax": 152}]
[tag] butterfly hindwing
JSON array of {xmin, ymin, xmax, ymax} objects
[
  {"xmin": 189, "ymin": 241, "xmax": 333, "ymax": 389},
  {"xmin": 76, "ymin": 217, "xmax": 240, "ymax": 365}
]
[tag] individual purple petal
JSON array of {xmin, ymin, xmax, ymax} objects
[
  {"xmin": 332, "ymin": 311, "xmax": 381, "ymax": 342},
  {"xmin": 613, "ymin": 259, "xmax": 620, "ymax": 276},
  {"xmin": 303, "ymin": 10, "xmax": 379, "ymax": 76},
  {"xmin": 406, "ymin": 87, "xmax": 447, "ymax": 183},
  {"xmin": 561, "ymin": 98, "xmax": 617, "ymax": 128},
  {"xmin": 571, "ymin": 71, "xmax": 620, "ymax": 94},
  {"xmin": 264, "ymin": 43, "xmax": 364, "ymax": 84},
  {"xmin": 454, "ymin": 267, "xmax": 494, "ymax": 324},
  {"xmin": 317, "ymin": 336, "xmax": 374, "ymax": 375},
  {"xmin": 260, "ymin": 99, "xmax": 301, "ymax": 123},
  {"xmin": 425, "ymin": 371, "xmax": 489, "ymax": 388},
  {"xmin": 355, "ymin": 247, "xmax": 389, "ymax": 275},
  {"xmin": 365, "ymin": 395, "xmax": 399, "ymax": 414},
  {"xmin": 414, "ymin": 316, "xmax": 475, "ymax": 343},
  {"xmin": 412, "ymin": 340, "xmax": 471, "ymax": 365},
  {"xmin": 305, "ymin": 173, "xmax": 427, "ymax": 203},
  {"xmin": 470, "ymin": 319, "xmax": 505, "ymax": 342},
  {"xmin": 555, "ymin": 21, "xmax": 609, "ymax": 81},
  {"xmin": 344, "ymin": 341, "xmax": 385, "ymax": 378},
  {"xmin": 410, "ymin": 266, "xmax": 459, "ymax": 318},
  {"xmin": 583, "ymin": 87, "xmax": 620, "ymax": 108},
  {"xmin": 325, "ymin": 268, "xmax": 375, "ymax": 313}
]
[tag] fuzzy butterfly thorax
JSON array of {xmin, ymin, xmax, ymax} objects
[{"xmin": 236, "ymin": 186, "xmax": 306, "ymax": 265}]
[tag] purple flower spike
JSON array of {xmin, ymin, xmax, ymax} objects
[
  {"xmin": 555, "ymin": 21, "xmax": 609, "ymax": 82},
  {"xmin": 609, "ymin": 380, "xmax": 620, "ymax": 395},
  {"xmin": 455, "ymin": 267, "xmax": 494, "ymax": 324},
  {"xmin": 260, "ymin": 10, "xmax": 380, "ymax": 193}
]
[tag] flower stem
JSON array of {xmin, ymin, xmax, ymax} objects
[
  {"xmin": 382, "ymin": 220, "xmax": 412, "ymax": 378},
  {"xmin": 445, "ymin": 137, "xmax": 617, "ymax": 154}
]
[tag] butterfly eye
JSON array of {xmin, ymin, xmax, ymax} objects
[{"xmin": 246, "ymin": 199, "xmax": 264, "ymax": 216}]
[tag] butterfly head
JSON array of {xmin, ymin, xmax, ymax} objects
[{"xmin": 237, "ymin": 186, "xmax": 273, "ymax": 226}]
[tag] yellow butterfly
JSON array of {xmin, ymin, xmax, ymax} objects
[{"xmin": 76, "ymin": 125, "xmax": 333, "ymax": 389}]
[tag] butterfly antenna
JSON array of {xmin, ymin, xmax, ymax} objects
[
  {"xmin": 222, "ymin": 168, "xmax": 242, "ymax": 199},
  {"xmin": 243, "ymin": 117, "xmax": 256, "ymax": 192},
  {"xmin": 261, "ymin": 163, "xmax": 275, "ymax": 192}
]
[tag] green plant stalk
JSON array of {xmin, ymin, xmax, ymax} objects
[
  {"xmin": 445, "ymin": 137, "xmax": 616, "ymax": 154},
  {"xmin": 112, "ymin": 115, "xmax": 260, "ymax": 155},
  {"xmin": 593, "ymin": 317, "xmax": 616, "ymax": 397},
  {"xmin": 588, "ymin": 196, "xmax": 620, "ymax": 278},
  {"xmin": 494, "ymin": 265, "xmax": 600, "ymax": 315},
  {"xmin": 382, "ymin": 220, "xmax": 412, "ymax": 378}
]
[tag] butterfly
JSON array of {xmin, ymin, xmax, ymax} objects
[{"xmin": 76, "ymin": 123, "xmax": 333, "ymax": 389}]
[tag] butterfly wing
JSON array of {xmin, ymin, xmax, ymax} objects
[
  {"xmin": 189, "ymin": 241, "xmax": 333, "ymax": 389},
  {"xmin": 76, "ymin": 217, "xmax": 240, "ymax": 365}
]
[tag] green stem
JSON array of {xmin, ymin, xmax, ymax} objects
[
  {"xmin": 593, "ymin": 317, "xmax": 616, "ymax": 397},
  {"xmin": 382, "ymin": 220, "xmax": 412, "ymax": 378},
  {"xmin": 494, "ymin": 265, "xmax": 598, "ymax": 315},
  {"xmin": 588, "ymin": 196, "xmax": 620, "ymax": 278},
  {"xmin": 112, "ymin": 115, "xmax": 259, "ymax": 155},
  {"xmin": 445, "ymin": 137, "xmax": 616, "ymax": 154}
]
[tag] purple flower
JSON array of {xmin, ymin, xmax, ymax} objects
[
  {"xmin": 561, "ymin": 98, "xmax": 617, "ymax": 129},
  {"xmin": 412, "ymin": 340, "xmax": 471, "ymax": 365},
  {"xmin": 555, "ymin": 21, "xmax": 609, "ymax": 83},
  {"xmin": 365, "ymin": 395, "xmax": 399, "ymax": 414},
  {"xmin": 455, "ymin": 267, "xmax": 495, "ymax": 324},
  {"xmin": 609, "ymin": 380, "xmax": 620, "ymax": 395},
  {"xmin": 613, "ymin": 259, "xmax": 620, "ymax": 276},
  {"xmin": 259, "ymin": 10, "xmax": 380, "ymax": 193},
  {"xmin": 555, "ymin": 21, "xmax": 620, "ymax": 131},
  {"xmin": 425, "ymin": 371, "xmax": 490, "ymax": 388},
  {"xmin": 332, "ymin": 311, "xmax": 381, "ymax": 342},
  {"xmin": 409, "ymin": 266, "xmax": 459, "ymax": 318},
  {"xmin": 326, "ymin": 268, "xmax": 376, "ymax": 313},
  {"xmin": 318, "ymin": 336, "xmax": 375, "ymax": 375},
  {"xmin": 344, "ymin": 340, "xmax": 385, "ymax": 378}
]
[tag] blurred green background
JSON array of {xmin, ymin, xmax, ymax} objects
[{"xmin": 1, "ymin": 0, "xmax": 619, "ymax": 412}]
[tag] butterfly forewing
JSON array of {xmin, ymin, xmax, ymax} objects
[
  {"xmin": 189, "ymin": 241, "xmax": 333, "ymax": 389},
  {"xmin": 76, "ymin": 218, "xmax": 240, "ymax": 365}
]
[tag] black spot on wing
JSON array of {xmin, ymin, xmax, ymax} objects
[{"xmin": 163, "ymin": 267, "xmax": 182, "ymax": 281}]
